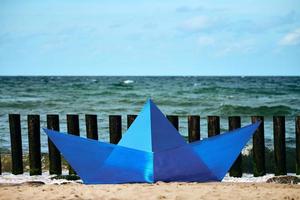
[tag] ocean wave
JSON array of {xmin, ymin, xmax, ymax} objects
[
  {"xmin": 110, "ymin": 81, "xmax": 135, "ymax": 89},
  {"xmin": 123, "ymin": 80, "xmax": 134, "ymax": 84},
  {"xmin": 0, "ymin": 101, "xmax": 43, "ymax": 109},
  {"xmin": 192, "ymin": 85, "xmax": 289, "ymax": 96},
  {"xmin": 192, "ymin": 87, "xmax": 220, "ymax": 93},
  {"xmin": 93, "ymin": 90, "xmax": 118, "ymax": 96},
  {"xmin": 218, "ymin": 104, "xmax": 296, "ymax": 116},
  {"xmin": 120, "ymin": 93, "xmax": 141, "ymax": 98}
]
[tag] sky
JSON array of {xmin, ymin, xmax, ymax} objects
[{"xmin": 0, "ymin": 0, "xmax": 299, "ymax": 76}]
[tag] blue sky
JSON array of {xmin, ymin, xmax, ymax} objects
[{"xmin": 0, "ymin": 0, "xmax": 299, "ymax": 75}]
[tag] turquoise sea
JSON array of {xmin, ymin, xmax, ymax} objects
[{"xmin": 0, "ymin": 76, "xmax": 299, "ymax": 153}]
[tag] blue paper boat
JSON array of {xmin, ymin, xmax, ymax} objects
[{"xmin": 44, "ymin": 99, "xmax": 260, "ymax": 184}]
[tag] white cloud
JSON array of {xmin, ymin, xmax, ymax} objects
[
  {"xmin": 180, "ymin": 16, "xmax": 211, "ymax": 32},
  {"xmin": 217, "ymin": 39, "xmax": 256, "ymax": 56},
  {"xmin": 176, "ymin": 6, "xmax": 203, "ymax": 13},
  {"xmin": 279, "ymin": 28, "xmax": 300, "ymax": 46},
  {"xmin": 197, "ymin": 36, "xmax": 215, "ymax": 46}
]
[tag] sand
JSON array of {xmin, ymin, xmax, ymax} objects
[{"xmin": 0, "ymin": 182, "xmax": 299, "ymax": 200}]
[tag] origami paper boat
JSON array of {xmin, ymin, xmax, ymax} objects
[{"xmin": 44, "ymin": 99, "xmax": 260, "ymax": 184}]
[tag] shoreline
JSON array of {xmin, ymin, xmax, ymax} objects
[{"xmin": 1, "ymin": 172, "xmax": 299, "ymax": 185}]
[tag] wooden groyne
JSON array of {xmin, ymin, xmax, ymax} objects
[{"xmin": 1, "ymin": 114, "xmax": 300, "ymax": 177}]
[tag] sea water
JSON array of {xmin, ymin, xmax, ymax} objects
[{"xmin": 0, "ymin": 76, "xmax": 299, "ymax": 153}]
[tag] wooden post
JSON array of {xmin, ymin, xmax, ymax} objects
[
  {"xmin": 207, "ymin": 116, "xmax": 220, "ymax": 137},
  {"xmin": 252, "ymin": 116, "xmax": 266, "ymax": 176},
  {"xmin": 188, "ymin": 115, "xmax": 200, "ymax": 143},
  {"xmin": 85, "ymin": 114, "xmax": 98, "ymax": 140},
  {"xmin": 109, "ymin": 115, "xmax": 122, "ymax": 144},
  {"xmin": 0, "ymin": 153, "xmax": 1, "ymax": 174},
  {"xmin": 167, "ymin": 115, "xmax": 179, "ymax": 130},
  {"xmin": 47, "ymin": 114, "xmax": 62, "ymax": 175},
  {"xmin": 9, "ymin": 114, "xmax": 23, "ymax": 174},
  {"xmin": 229, "ymin": 116, "xmax": 242, "ymax": 177},
  {"xmin": 273, "ymin": 116, "xmax": 286, "ymax": 175},
  {"xmin": 127, "ymin": 115, "xmax": 137, "ymax": 129},
  {"xmin": 28, "ymin": 115, "xmax": 41, "ymax": 175},
  {"xmin": 296, "ymin": 116, "xmax": 300, "ymax": 175},
  {"xmin": 67, "ymin": 114, "xmax": 80, "ymax": 175}
]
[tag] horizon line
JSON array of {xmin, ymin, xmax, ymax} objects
[{"xmin": 1, "ymin": 74, "xmax": 300, "ymax": 77}]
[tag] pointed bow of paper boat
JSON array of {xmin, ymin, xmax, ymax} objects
[{"xmin": 44, "ymin": 99, "xmax": 260, "ymax": 184}]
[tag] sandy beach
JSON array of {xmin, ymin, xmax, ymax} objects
[{"xmin": 0, "ymin": 182, "xmax": 299, "ymax": 200}]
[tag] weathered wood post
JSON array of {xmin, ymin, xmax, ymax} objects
[
  {"xmin": 109, "ymin": 115, "xmax": 122, "ymax": 144},
  {"xmin": 127, "ymin": 115, "xmax": 137, "ymax": 129},
  {"xmin": 188, "ymin": 115, "xmax": 200, "ymax": 143},
  {"xmin": 28, "ymin": 115, "xmax": 41, "ymax": 175},
  {"xmin": 167, "ymin": 115, "xmax": 179, "ymax": 130},
  {"xmin": 9, "ymin": 114, "xmax": 23, "ymax": 174},
  {"xmin": 296, "ymin": 116, "xmax": 300, "ymax": 175},
  {"xmin": 47, "ymin": 114, "xmax": 62, "ymax": 175},
  {"xmin": 0, "ymin": 153, "xmax": 1, "ymax": 175},
  {"xmin": 229, "ymin": 116, "xmax": 242, "ymax": 177},
  {"xmin": 67, "ymin": 114, "xmax": 80, "ymax": 175},
  {"xmin": 85, "ymin": 114, "xmax": 98, "ymax": 140},
  {"xmin": 207, "ymin": 116, "xmax": 220, "ymax": 137},
  {"xmin": 273, "ymin": 116, "xmax": 286, "ymax": 175},
  {"xmin": 251, "ymin": 116, "xmax": 266, "ymax": 176}
]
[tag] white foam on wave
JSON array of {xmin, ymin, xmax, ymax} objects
[
  {"xmin": 223, "ymin": 173, "xmax": 300, "ymax": 183},
  {"xmin": 222, "ymin": 173, "xmax": 274, "ymax": 183},
  {"xmin": 241, "ymin": 144, "xmax": 253, "ymax": 156},
  {"xmin": 123, "ymin": 80, "xmax": 134, "ymax": 84},
  {"xmin": 1, "ymin": 172, "xmax": 298, "ymax": 185},
  {"xmin": 0, "ymin": 171, "xmax": 82, "ymax": 185}
]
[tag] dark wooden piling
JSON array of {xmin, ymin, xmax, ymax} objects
[
  {"xmin": 0, "ymin": 153, "xmax": 1, "ymax": 175},
  {"xmin": 47, "ymin": 114, "xmax": 62, "ymax": 175},
  {"xmin": 167, "ymin": 115, "xmax": 179, "ymax": 130},
  {"xmin": 28, "ymin": 115, "xmax": 41, "ymax": 175},
  {"xmin": 188, "ymin": 115, "xmax": 200, "ymax": 143},
  {"xmin": 273, "ymin": 116, "xmax": 287, "ymax": 175},
  {"xmin": 4, "ymin": 112, "xmax": 298, "ymax": 176},
  {"xmin": 67, "ymin": 114, "xmax": 80, "ymax": 175},
  {"xmin": 127, "ymin": 115, "xmax": 137, "ymax": 129},
  {"xmin": 229, "ymin": 116, "xmax": 242, "ymax": 177},
  {"xmin": 296, "ymin": 116, "xmax": 300, "ymax": 175},
  {"xmin": 85, "ymin": 114, "xmax": 98, "ymax": 140},
  {"xmin": 9, "ymin": 114, "xmax": 23, "ymax": 174},
  {"xmin": 207, "ymin": 116, "xmax": 220, "ymax": 137},
  {"xmin": 251, "ymin": 116, "xmax": 266, "ymax": 176},
  {"xmin": 109, "ymin": 115, "xmax": 122, "ymax": 144}
]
